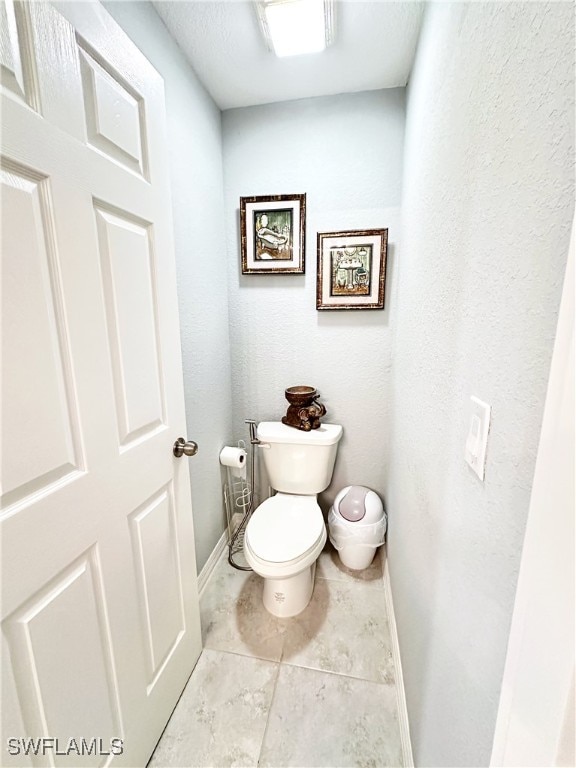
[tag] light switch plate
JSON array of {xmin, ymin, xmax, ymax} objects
[{"xmin": 465, "ymin": 396, "xmax": 491, "ymax": 480}]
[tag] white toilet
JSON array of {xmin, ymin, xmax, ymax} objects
[{"xmin": 244, "ymin": 421, "xmax": 343, "ymax": 618}]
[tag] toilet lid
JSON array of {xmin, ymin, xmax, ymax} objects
[{"xmin": 246, "ymin": 495, "xmax": 324, "ymax": 564}]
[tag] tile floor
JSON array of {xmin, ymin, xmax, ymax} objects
[{"xmin": 148, "ymin": 544, "xmax": 403, "ymax": 768}]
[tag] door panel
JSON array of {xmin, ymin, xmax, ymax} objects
[
  {"xmin": 4, "ymin": 550, "xmax": 123, "ymax": 768},
  {"xmin": 1, "ymin": 3, "xmax": 201, "ymax": 766},
  {"xmin": 78, "ymin": 44, "xmax": 147, "ymax": 178},
  {"xmin": 0, "ymin": 0, "xmax": 36, "ymax": 108},
  {"xmin": 129, "ymin": 487, "xmax": 186, "ymax": 689},
  {"xmin": 0, "ymin": 0, "xmax": 25, "ymax": 99},
  {"xmin": 94, "ymin": 206, "xmax": 165, "ymax": 447},
  {"xmin": 1, "ymin": 163, "xmax": 83, "ymax": 508}
]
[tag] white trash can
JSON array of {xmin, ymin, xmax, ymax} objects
[{"xmin": 328, "ymin": 486, "xmax": 387, "ymax": 570}]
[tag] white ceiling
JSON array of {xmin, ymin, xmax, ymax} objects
[{"xmin": 153, "ymin": 1, "xmax": 424, "ymax": 110}]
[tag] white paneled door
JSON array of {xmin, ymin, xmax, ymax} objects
[{"xmin": 1, "ymin": 2, "xmax": 202, "ymax": 766}]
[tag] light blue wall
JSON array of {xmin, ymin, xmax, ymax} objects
[
  {"xmin": 222, "ymin": 90, "xmax": 405, "ymax": 510},
  {"xmin": 388, "ymin": 3, "xmax": 575, "ymax": 765}
]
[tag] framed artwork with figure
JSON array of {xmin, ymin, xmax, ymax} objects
[
  {"xmin": 316, "ymin": 229, "xmax": 388, "ymax": 310},
  {"xmin": 240, "ymin": 194, "xmax": 306, "ymax": 274}
]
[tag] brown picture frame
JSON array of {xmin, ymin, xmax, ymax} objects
[
  {"xmin": 316, "ymin": 229, "xmax": 388, "ymax": 310},
  {"xmin": 240, "ymin": 194, "xmax": 306, "ymax": 274}
]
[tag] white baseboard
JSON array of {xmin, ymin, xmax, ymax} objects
[
  {"xmin": 197, "ymin": 514, "xmax": 242, "ymax": 597},
  {"xmin": 384, "ymin": 556, "xmax": 414, "ymax": 768},
  {"xmin": 197, "ymin": 528, "xmax": 228, "ymax": 597}
]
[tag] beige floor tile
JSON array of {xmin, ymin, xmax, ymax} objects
[
  {"xmin": 155, "ymin": 550, "xmax": 403, "ymax": 768},
  {"xmin": 258, "ymin": 664, "xmax": 403, "ymax": 768},
  {"xmin": 280, "ymin": 577, "xmax": 395, "ymax": 684},
  {"xmin": 200, "ymin": 555, "xmax": 287, "ymax": 661},
  {"xmin": 202, "ymin": 554, "xmax": 394, "ymax": 684},
  {"xmin": 148, "ymin": 649, "xmax": 278, "ymax": 768}
]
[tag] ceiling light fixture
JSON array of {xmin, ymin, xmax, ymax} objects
[{"xmin": 256, "ymin": 0, "xmax": 334, "ymax": 58}]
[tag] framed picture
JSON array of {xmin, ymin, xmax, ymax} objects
[
  {"xmin": 316, "ymin": 229, "xmax": 388, "ymax": 310},
  {"xmin": 240, "ymin": 194, "xmax": 306, "ymax": 274}
]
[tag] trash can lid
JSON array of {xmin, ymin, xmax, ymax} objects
[
  {"xmin": 338, "ymin": 486, "xmax": 369, "ymax": 521},
  {"xmin": 333, "ymin": 486, "xmax": 384, "ymax": 524}
]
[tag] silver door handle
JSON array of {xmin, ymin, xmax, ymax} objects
[{"xmin": 173, "ymin": 438, "xmax": 199, "ymax": 458}]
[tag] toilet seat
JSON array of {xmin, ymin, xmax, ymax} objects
[
  {"xmin": 244, "ymin": 526, "xmax": 326, "ymax": 582},
  {"xmin": 245, "ymin": 493, "xmax": 324, "ymax": 564}
]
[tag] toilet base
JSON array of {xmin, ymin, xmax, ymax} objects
[{"xmin": 262, "ymin": 562, "xmax": 316, "ymax": 618}]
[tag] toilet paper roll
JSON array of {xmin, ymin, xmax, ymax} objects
[{"xmin": 219, "ymin": 446, "xmax": 247, "ymax": 479}]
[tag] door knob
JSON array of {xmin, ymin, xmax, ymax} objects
[{"xmin": 173, "ymin": 437, "xmax": 199, "ymax": 458}]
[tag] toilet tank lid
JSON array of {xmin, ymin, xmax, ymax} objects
[{"xmin": 257, "ymin": 422, "xmax": 343, "ymax": 446}]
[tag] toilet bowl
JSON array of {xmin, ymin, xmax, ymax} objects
[
  {"xmin": 243, "ymin": 421, "xmax": 343, "ymax": 617},
  {"xmin": 244, "ymin": 493, "xmax": 327, "ymax": 617}
]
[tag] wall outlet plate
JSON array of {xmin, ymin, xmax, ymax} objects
[{"xmin": 465, "ymin": 396, "xmax": 491, "ymax": 481}]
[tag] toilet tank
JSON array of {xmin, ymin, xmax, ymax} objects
[{"xmin": 257, "ymin": 422, "xmax": 343, "ymax": 495}]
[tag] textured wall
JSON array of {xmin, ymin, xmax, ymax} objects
[
  {"xmin": 387, "ymin": 3, "xmax": 575, "ymax": 766},
  {"xmin": 222, "ymin": 90, "xmax": 405, "ymax": 510},
  {"xmin": 104, "ymin": 2, "xmax": 233, "ymax": 572}
]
